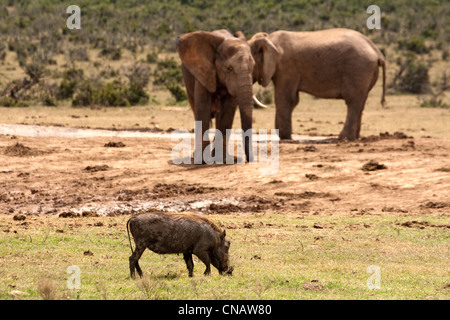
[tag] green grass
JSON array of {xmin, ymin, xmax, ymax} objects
[{"xmin": 0, "ymin": 213, "xmax": 448, "ymax": 300}]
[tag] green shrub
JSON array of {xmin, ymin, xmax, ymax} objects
[
  {"xmin": 98, "ymin": 47, "xmax": 122, "ymax": 60},
  {"xmin": 0, "ymin": 97, "xmax": 30, "ymax": 107},
  {"xmin": 166, "ymin": 82, "xmax": 187, "ymax": 102},
  {"xmin": 58, "ymin": 68, "xmax": 84, "ymax": 100},
  {"xmin": 124, "ymin": 63, "xmax": 151, "ymax": 105},
  {"xmin": 391, "ymin": 55, "xmax": 431, "ymax": 94},
  {"xmin": 420, "ymin": 92, "xmax": 449, "ymax": 109},
  {"xmin": 153, "ymin": 58, "xmax": 186, "ymax": 101},
  {"xmin": 0, "ymin": 42, "xmax": 5, "ymax": 61},
  {"xmin": 72, "ymin": 79, "xmax": 96, "ymax": 107},
  {"xmin": 96, "ymin": 81, "xmax": 130, "ymax": 107},
  {"xmin": 398, "ymin": 37, "xmax": 430, "ymax": 54},
  {"xmin": 41, "ymin": 86, "xmax": 58, "ymax": 106},
  {"xmin": 146, "ymin": 51, "xmax": 158, "ymax": 64},
  {"xmin": 68, "ymin": 46, "xmax": 90, "ymax": 61}
]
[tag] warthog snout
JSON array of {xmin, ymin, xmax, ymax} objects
[{"xmin": 222, "ymin": 265, "xmax": 234, "ymax": 276}]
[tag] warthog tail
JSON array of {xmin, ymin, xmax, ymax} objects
[{"xmin": 126, "ymin": 218, "xmax": 134, "ymax": 253}]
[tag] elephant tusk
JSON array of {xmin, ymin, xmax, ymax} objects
[{"xmin": 252, "ymin": 95, "xmax": 268, "ymax": 109}]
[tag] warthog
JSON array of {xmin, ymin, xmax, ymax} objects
[{"xmin": 127, "ymin": 211, "xmax": 233, "ymax": 278}]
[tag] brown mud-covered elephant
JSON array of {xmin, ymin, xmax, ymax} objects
[
  {"xmin": 248, "ymin": 28, "xmax": 386, "ymax": 141},
  {"xmin": 177, "ymin": 29, "xmax": 255, "ymax": 163}
]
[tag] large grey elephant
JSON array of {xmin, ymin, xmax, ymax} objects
[
  {"xmin": 248, "ymin": 28, "xmax": 386, "ymax": 141},
  {"xmin": 177, "ymin": 29, "xmax": 255, "ymax": 162}
]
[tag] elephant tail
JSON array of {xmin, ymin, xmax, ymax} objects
[
  {"xmin": 363, "ymin": 34, "xmax": 387, "ymax": 108},
  {"xmin": 379, "ymin": 58, "xmax": 386, "ymax": 108}
]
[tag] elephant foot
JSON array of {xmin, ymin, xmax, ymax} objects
[
  {"xmin": 278, "ymin": 132, "xmax": 292, "ymax": 140},
  {"xmin": 338, "ymin": 131, "xmax": 357, "ymax": 142}
]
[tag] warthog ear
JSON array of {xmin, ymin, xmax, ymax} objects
[{"xmin": 221, "ymin": 230, "xmax": 226, "ymax": 239}]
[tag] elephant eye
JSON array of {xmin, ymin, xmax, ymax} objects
[{"xmin": 227, "ymin": 66, "xmax": 233, "ymax": 72}]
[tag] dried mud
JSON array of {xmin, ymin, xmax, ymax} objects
[{"xmin": 0, "ymin": 127, "xmax": 449, "ymax": 219}]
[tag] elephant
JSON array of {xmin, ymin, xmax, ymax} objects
[
  {"xmin": 177, "ymin": 29, "xmax": 256, "ymax": 163},
  {"xmin": 248, "ymin": 28, "xmax": 386, "ymax": 141}
]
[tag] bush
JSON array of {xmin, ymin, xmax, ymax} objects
[
  {"xmin": 96, "ymin": 81, "xmax": 130, "ymax": 107},
  {"xmin": 58, "ymin": 68, "xmax": 84, "ymax": 100},
  {"xmin": 153, "ymin": 58, "xmax": 186, "ymax": 101},
  {"xmin": 98, "ymin": 46, "xmax": 122, "ymax": 60},
  {"xmin": 146, "ymin": 51, "xmax": 158, "ymax": 63},
  {"xmin": 420, "ymin": 92, "xmax": 449, "ymax": 109},
  {"xmin": 391, "ymin": 55, "xmax": 432, "ymax": 94},
  {"xmin": 0, "ymin": 42, "xmax": 5, "ymax": 61},
  {"xmin": 153, "ymin": 58, "xmax": 183, "ymax": 85},
  {"xmin": 124, "ymin": 63, "xmax": 151, "ymax": 105},
  {"xmin": 166, "ymin": 83, "xmax": 187, "ymax": 102},
  {"xmin": 67, "ymin": 46, "xmax": 90, "ymax": 62},
  {"xmin": 72, "ymin": 79, "xmax": 96, "ymax": 107},
  {"xmin": 0, "ymin": 97, "xmax": 30, "ymax": 107},
  {"xmin": 41, "ymin": 85, "xmax": 58, "ymax": 106},
  {"xmin": 398, "ymin": 37, "xmax": 430, "ymax": 54}
]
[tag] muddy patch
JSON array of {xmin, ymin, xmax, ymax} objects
[
  {"xmin": 397, "ymin": 220, "xmax": 450, "ymax": 229},
  {"xmin": 152, "ymin": 183, "xmax": 222, "ymax": 197},
  {"xmin": 420, "ymin": 201, "xmax": 450, "ymax": 209},
  {"xmin": 362, "ymin": 160, "xmax": 387, "ymax": 171},
  {"xmin": 210, "ymin": 195, "xmax": 284, "ymax": 213},
  {"xmin": 84, "ymin": 165, "xmax": 110, "ymax": 172},
  {"xmin": 4, "ymin": 143, "xmax": 42, "ymax": 157},
  {"xmin": 104, "ymin": 141, "xmax": 126, "ymax": 148},
  {"xmin": 360, "ymin": 131, "xmax": 413, "ymax": 142},
  {"xmin": 53, "ymin": 194, "xmax": 288, "ymax": 217},
  {"xmin": 274, "ymin": 191, "xmax": 332, "ymax": 200},
  {"xmin": 115, "ymin": 183, "xmax": 223, "ymax": 201}
]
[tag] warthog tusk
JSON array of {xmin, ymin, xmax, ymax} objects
[{"xmin": 253, "ymin": 95, "xmax": 268, "ymax": 109}]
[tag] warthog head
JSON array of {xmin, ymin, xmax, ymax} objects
[{"xmin": 211, "ymin": 230, "xmax": 233, "ymax": 276}]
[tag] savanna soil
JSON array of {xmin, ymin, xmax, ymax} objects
[{"xmin": 0, "ymin": 128, "xmax": 449, "ymax": 218}]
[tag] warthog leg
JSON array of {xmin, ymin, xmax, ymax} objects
[
  {"xmin": 193, "ymin": 250, "xmax": 211, "ymax": 275},
  {"xmin": 129, "ymin": 245, "xmax": 145, "ymax": 279},
  {"xmin": 183, "ymin": 253, "xmax": 194, "ymax": 277}
]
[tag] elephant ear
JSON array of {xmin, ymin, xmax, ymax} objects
[
  {"xmin": 177, "ymin": 31, "xmax": 225, "ymax": 93},
  {"xmin": 249, "ymin": 34, "xmax": 280, "ymax": 87}
]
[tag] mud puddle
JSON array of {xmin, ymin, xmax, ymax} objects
[
  {"xmin": 59, "ymin": 197, "xmax": 268, "ymax": 217},
  {"xmin": 0, "ymin": 123, "xmax": 335, "ymax": 143}
]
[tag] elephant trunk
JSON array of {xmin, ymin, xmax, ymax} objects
[{"xmin": 235, "ymin": 79, "xmax": 254, "ymax": 162}]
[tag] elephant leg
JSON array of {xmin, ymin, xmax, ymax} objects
[
  {"xmin": 356, "ymin": 94, "xmax": 369, "ymax": 139},
  {"xmin": 181, "ymin": 65, "xmax": 196, "ymax": 113},
  {"xmin": 340, "ymin": 96, "xmax": 367, "ymax": 141},
  {"xmin": 274, "ymin": 86, "xmax": 299, "ymax": 140},
  {"xmin": 215, "ymin": 96, "xmax": 237, "ymax": 162},
  {"xmin": 193, "ymin": 80, "xmax": 212, "ymax": 164}
]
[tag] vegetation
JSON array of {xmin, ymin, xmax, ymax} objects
[
  {"xmin": 0, "ymin": 0, "xmax": 449, "ymax": 106},
  {"xmin": 1, "ymin": 213, "xmax": 448, "ymax": 299}
]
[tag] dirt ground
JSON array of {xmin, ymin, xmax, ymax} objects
[{"xmin": 0, "ymin": 126, "xmax": 449, "ymax": 219}]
